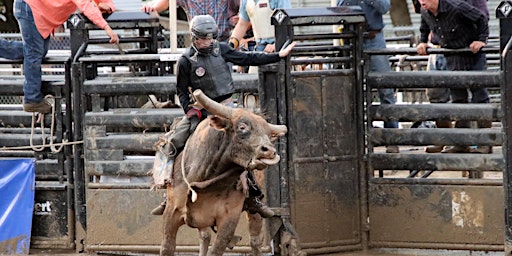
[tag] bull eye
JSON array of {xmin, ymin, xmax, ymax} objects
[
  {"xmin": 236, "ymin": 122, "xmax": 251, "ymax": 139},
  {"xmin": 238, "ymin": 122, "xmax": 249, "ymax": 132}
]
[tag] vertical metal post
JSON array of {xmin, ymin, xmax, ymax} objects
[
  {"xmin": 503, "ymin": 39, "xmax": 512, "ymax": 256},
  {"xmin": 71, "ymin": 61, "xmax": 87, "ymax": 251},
  {"xmin": 503, "ymin": 36, "xmax": 512, "ymax": 256},
  {"xmin": 67, "ymin": 13, "xmax": 87, "ymax": 62},
  {"xmin": 498, "ymin": 2, "xmax": 512, "ymax": 255},
  {"xmin": 497, "ymin": 1, "xmax": 512, "ymax": 52},
  {"xmin": 265, "ymin": 10, "xmax": 294, "ymax": 255},
  {"xmin": 63, "ymin": 59, "xmax": 76, "ymax": 249}
]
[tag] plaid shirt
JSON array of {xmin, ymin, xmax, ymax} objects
[{"xmin": 177, "ymin": 0, "xmax": 232, "ymax": 41}]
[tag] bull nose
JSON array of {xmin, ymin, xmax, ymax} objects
[{"xmin": 259, "ymin": 145, "xmax": 277, "ymax": 158}]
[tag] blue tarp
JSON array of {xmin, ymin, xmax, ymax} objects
[{"xmin": 0, "ymin": 159, "xmax": 36, "ymax": 255}]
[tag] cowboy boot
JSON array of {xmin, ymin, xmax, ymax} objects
[
  {"xmin": 472, "ymin": 120, "xmax": 493, "ymax": 154},
  {"xmin": 441, "ymin": 120, "xmax": 471, "ymax": 153},
  {"xmin": 244, "ymin": 196, "xmax": 275, "ymax": 218},
  {"xmin": 426, "ymin": 120, "xmax": 452, "ymax": 153},
  {"xmin": 243, "ymin": 171, "xmax": 275, "ymax": 218},
  {"xmin": 151, "ymin": 200, "xmax": 166, "ymax": 215}
]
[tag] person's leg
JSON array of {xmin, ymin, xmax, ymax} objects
[
  {"xmin": 370, "ymin": 51, "xmax": 399, "ymax": 153},
  {"xmin": 14, "ymin": 0, "xmax": 51, "ymax": 112},
  {"xmin": 0, "ymin": 39, "xmax": 24, "ymax": 60},
  {"xmin": 151, "ymin": 117, "xmax": 191, "ymax": 215},
  {"xmin": 425, "ymin": 54, "xmax": 451, "ymax": 153},
  {"xmin": 365, "ymin": 33, "xmax": 399, "ymax": 153},
  {"xmin": 470, "ymin": 54, "xmax": 492, "ymax": 153},
  {"xmin": 441, "ymin": 88, "xmax": 471, "ymax": 153}
]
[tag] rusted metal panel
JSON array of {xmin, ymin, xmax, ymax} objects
[
  {"xmin": 371, "ymin": 153, "xmax": 504, "ymax": 171},
  {"xmin": 288, "ymin": 75, "xmax": 361, "ymax": 246},
  {"xmin": 82, "ymin": 73, "xmax": 259, "ymax": 96},
  {"xmin": 88, "ymin": 134, "xmax": 159, "ymax": 151},
  {"xmin": 368, "ymin": 183, "xmax": 504, "ymax": 248},
  {"xmin": 86, "ymin": 188, "xmax": 164, "ymax": 246},
  {"xmin": 85, "ymin": 188, "xmax": 269, "ymax": 252},
  {"xmin": 370, "ymin": 128, "xmax": 502, "ymax": 146},
  {"xmin": 370, "ymin": 103, "xmax": 501, "ymax": 122},
  {"xmin": 85, "ymin": 149, "xmax": 124, "ymax": 161},
  {"xmin": 84, "ymin": 108, "xmax": 182, "ymax": 128},
  {"xmin": 272, "ymin": 7, "xmax": 366, "ymax": 26},
  {"xmin": 500, "ymin": 22, "xmax": 512, "ymax": 255},
  {"xmin": 367, "ymin": 70, "xmax": 501, "ymax": 89},
  {"xmin": 31, "ymin": 182, "xmax": 73, "ymax": 249},
  {"xmin": 85, "ymin": 160, "xmax": 152, "ymax": 176}
]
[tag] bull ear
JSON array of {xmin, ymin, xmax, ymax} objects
[{"xmin": 209, "ymin": 116, "xmax": 230, "ymax": 131}]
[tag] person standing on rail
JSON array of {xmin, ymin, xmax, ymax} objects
[
  {"xmin": 0, "ymin": 0, "xmax": 119, "ymax": 114},
  {"xmin": 416, "ymin": 0, "xmax": 492, "ymax": 154}
]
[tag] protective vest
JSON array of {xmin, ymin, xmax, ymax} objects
[
  {"xmin": 183, "ymin": 42, "xmax": 234, "ymax": 101},
  {"xmin": 246, "ymin": 0, "xmax": 275, "ymax": 40}
]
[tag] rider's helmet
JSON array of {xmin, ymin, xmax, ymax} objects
[{"xmin": 190, "ymin": 15, "xmax": 218, "ymax": 40}]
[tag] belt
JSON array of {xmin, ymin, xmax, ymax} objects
[{"xmin": 365, "ymin": 29, "xmax": 382, "ymax": 40}]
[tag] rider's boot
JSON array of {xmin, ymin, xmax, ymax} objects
[
  {"xmin": 151, "ymin": 200, "xmax": 167, "ymax": 215},
  {"xmin": 243, "ymin": 171, "xmax": 275, "ymax": 218}
]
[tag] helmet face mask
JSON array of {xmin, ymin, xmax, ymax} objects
[{"xmin": 190, "ymin": 15, "xmax": 219, "ymax": 41}]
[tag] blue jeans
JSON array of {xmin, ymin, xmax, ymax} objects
[
  {"xmin": 0, "ymin": 39, "xmax": 24, "ymax": 59},
  {"xmin": 450, "ymin": 53, "xmax": 489, "ymax": 104},
  {"xmin": 13, "ymin": 0, "xmax": 50, "ymax": 104},
  {"xmin": 254, "ymin": 39, "xmax": 274, "ymax": 52},
  {"xmin": 426, "ymin": 54, "xmax": 450, "ymax": 103},
  {"xmin": 365, "ymin": 32, "xmax": 398, "ymax": 129}
]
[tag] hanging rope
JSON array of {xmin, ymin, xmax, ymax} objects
[
  {"xmin": 181, "ymin": 139, "xmax": 198, "ymax": 202},
  {"xmin": 30, "ymin": 112, "xmax": 46, "ymax": 152},
  {"xmin": 0, "ymin": 140, "xmax": 84, "ymax": 151},
  {"xmin": 28, "ymin": 95, "xmax": 67, "ymax": 153}
]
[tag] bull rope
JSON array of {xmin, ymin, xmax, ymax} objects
[
  {"xmin": 181, "ymin": 139, "xmax": 198, "ymax": 202},
  {"xmin": 0, "ymin": 140, "xmax": 83, "ymax": 151}
]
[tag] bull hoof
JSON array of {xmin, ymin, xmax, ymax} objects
[{"xmin": 227, "ymin": 235, "xmax": 242, "ymax": 249}]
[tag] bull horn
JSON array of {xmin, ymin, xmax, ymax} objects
[
  {"xmin": 193, "ymin": 89, "xmax": 234, "ymax": 119},
  {"xmin": 268, "ymin": 124, "xmax": 288, "ymax": 136}
]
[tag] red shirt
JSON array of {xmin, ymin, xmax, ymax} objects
[{"xmin": 26, "ymin": 0, "xmax": 115, "ymax": 38}]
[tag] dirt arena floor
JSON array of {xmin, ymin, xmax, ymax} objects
[{"xmin": 29, "ymin": 248, "xmax": 506, "ymax": 256}]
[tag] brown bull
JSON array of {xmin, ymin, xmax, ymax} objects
[{"xmin": 160, "ymin": 89, "xmax": 287, "ymax": 256}]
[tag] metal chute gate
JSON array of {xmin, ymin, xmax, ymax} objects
[
  {"xmin": 267, "ymin": 7, "xmax": 368, "ymax": 254},
  {"xmin": 269, "ymin": 3, "xmax": 512, "ymax": 255}
]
